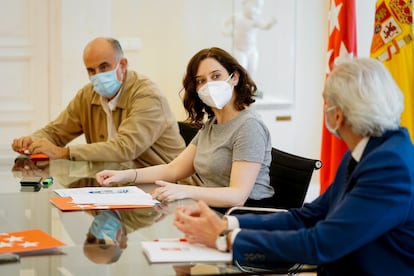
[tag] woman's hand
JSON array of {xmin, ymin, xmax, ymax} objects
[
  {"xmin": 95, "ymin": 169, "xmax": 135, "ymax": 186},
  {"xmin": 152, "ymin": 180, "xmax": 190, "ymax": 202}
]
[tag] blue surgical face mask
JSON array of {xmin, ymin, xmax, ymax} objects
[
  {"xmin": 88, "ymin": 211, "xmax": 122, "ymax": 244},
  {"xmin": 325, "ymin": 105, "xmax": 341, "ymax": 139},
  {"xmin": 89, "ymin": 63, "xmax": 122, "ymax": 98}
]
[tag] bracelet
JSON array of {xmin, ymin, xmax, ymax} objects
[{"xmin": 132, "ymin": 169, "xmax": 138, "ymax": 182}]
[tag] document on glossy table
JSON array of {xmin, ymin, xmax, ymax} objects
[
  {"xmin": 50, "ymin": 186, "xmax": 159, "ymax": 211},
  {"xmin": 141, "ymin": 240, "xmax": 232, "ymax": 263}
]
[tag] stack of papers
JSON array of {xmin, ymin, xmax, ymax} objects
[
  {"xmin": 50, "ymin": 186, "xmax": 159, "ymax": 211},
  {"xmin": 141, "ymin": 240, "xmax": 232, "ymax": 263}
]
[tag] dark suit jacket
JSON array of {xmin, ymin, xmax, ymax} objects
[{"xmin": 233, "ymin": 128, "xmax": 414, "ymax": 275}]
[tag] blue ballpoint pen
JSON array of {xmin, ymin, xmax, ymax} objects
[{"xmin": 88, "ymin": 189, "xmax": 128, "ymax": 194}]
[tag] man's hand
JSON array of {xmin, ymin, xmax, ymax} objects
[
  {"xmin": 174, "ymin": 201, "xmax": 227, "ymax": 248},
  {"xmin": 27, "ymin": 138, "xmax": 69, "ymax": 160},
  {"xmin": 12, "ymin": 136, "xmax": 33, "ymax": 154}
]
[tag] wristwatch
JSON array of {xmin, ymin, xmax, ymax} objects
[{"xmin": 215, "ymin": 229, "xmax": 232, "ymax": 252}]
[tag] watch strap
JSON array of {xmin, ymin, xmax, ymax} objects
[{"xmin": 217, "ymin": 229, "xmax": 232, "ymax": 252}]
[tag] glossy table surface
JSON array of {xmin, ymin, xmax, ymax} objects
[
  {"xmin": 0, "ymin": 154, "xmax": 317, "ymax": 276},
  {"xmin": 0, "ymin": 155, "xmax": 244, "ymax": 276}
]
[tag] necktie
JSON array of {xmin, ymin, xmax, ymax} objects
[{"xmin": 346, "ymin": 156, "xmax": 357, "ymax": 180}]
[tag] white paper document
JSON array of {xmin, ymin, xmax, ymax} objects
[
  {"xmin": 54, "ymin": 186, "xmax": 159, "ymax": 205},
  {"xmin": 141, "ymin": 240, "xmax": 232, "ymax": 263}
]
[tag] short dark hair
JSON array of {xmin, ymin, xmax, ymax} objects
[{"xmin": 182, "ymin": 47, "xmax": 257, "ymax": 126}]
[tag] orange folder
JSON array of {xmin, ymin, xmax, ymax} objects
[
  {"xmin": 50, "ymin": 197, "xmax": 154, "ymax": 211},
  {"xmin": 28, "ymin": 153, "xmax": 49, "ymax": 161},
  {"xmin": 0, "ymin": 229, "xmax": 65, "ymax": 255}
]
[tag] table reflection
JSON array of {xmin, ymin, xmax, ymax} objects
[
  {"xmin": 1, "ymin": 157, "xmax": 250, "ymax": 275},
  {"xmin": 5, "ymin": 157, "xmax": 129, "ymax": 193},
  {"xmin": 83, "ymin": 208, "xmax": 161, "ymax": 264},
  {"xmin": 12, "ymin": 155, "xmax": 50, "ymax": 178}
]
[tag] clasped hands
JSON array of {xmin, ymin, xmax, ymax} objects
[
  {"xmin": 12, "ymin": 136, "xmax": 69, "ymax": 159},
  {"xmin": 174, "ymin": 200, "xmax": 228, "ymax": 249}
]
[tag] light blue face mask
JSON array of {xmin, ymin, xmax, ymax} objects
[
  {"xmin": 89, "ymin": 63, "xmax": 122, "ymax": 98},
  {"xmin": 88, "ymin": 211, "xmax": 122, "ymax": 243},
  {"xmin": 325, "ymin": 105, "xmax": 341, "ymax": 138}
]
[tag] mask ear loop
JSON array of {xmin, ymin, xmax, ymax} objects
[{"xmin": 227, "ymin": 72, "xmax": 236, "ymax": 88}]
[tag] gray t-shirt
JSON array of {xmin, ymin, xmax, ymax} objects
[{"xmin": 191, "ymin": 109, "xmax": 274, "ymax": 200}]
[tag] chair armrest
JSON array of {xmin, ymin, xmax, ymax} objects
[{"xmin": 225, "ymin": 206, "xmax": 288, "ymax": 216}]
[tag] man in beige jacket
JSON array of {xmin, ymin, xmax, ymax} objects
[{"xmin": 12, "ymin": 37, "xmax": 185, "ymax": 169}]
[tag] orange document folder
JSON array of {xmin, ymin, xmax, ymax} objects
[
  {"xmin": 28, "ymin": 153, "xmax": 49, "ymax": 161},
  {"xmin": 50, "ymin": 196, "xmax": 155, "ymax": 211},
  {"xmin": 0, "ymin": 229, "xmax": 65, "ymax": 255}
]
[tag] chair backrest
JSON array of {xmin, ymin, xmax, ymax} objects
[
  {"xmin": 270, "ymin": 148, "xmax": 322, "ymax": 209},
  {"xmin": 177, "ymin": 121, "xmax": 199, "ymax": 146}
]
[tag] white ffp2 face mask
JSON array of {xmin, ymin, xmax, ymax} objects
[{"xmin": 197, "ymin": 74, "xmax": 233, "ymax": 109}]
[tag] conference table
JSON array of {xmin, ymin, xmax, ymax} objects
[
  {"xmin": 0, "ymin": 154, "xmax": 315, "ymax": 275},
  {"xmin": 0, "ymin": 154, "xmax": 243, "ymax": 276}
]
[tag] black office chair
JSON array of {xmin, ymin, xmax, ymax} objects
[
  {"xmin": 270, "ymin": 147, "xmax": 322, "ymax": 209},
  {"xmin": 177, "ymin": 121, "xmax": 199, "ymax": 146},
  {"xmin": 226, "ymin": 147, "xmax": 322, "ymax": 214}
]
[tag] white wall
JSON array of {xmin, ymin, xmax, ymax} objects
[{"xmin": 110, "ymin": 0, "xmax": 233, "ymax": 120}]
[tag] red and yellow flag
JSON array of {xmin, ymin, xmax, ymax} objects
[
  {"xmin": 320, "ymin": 0, "xmax": 357, "ymax": 194},
  {"xmin": 370, "ymin": 0, "xmax": 413, "ymax": 141}
]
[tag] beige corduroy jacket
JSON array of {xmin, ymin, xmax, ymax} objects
[{"xmin": 31, "ymin": 70, "xmax": 185, "ymax": 169}]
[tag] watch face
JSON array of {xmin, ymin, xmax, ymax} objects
[{"xmin": 216, "ymin": 229, "xmax": 231, "ymax": 252}]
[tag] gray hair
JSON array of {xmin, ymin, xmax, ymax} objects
[
  {"xmin": 323, "ymin": 57, "xmax": 403, "ymax": 137},
  {"xmin": 106, "ymin": 38, "xmax": 124, "ymax": 61}
]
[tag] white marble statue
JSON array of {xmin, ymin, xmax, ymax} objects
[{"xmin": 223, "ymin": 0, "xmax": 277, "ymax": 75}]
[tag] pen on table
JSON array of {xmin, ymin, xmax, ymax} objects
[
  {"xmin": 88, "ymin": 189, "xmax": 129, "ymax": 194},
  {"xmin": 153, "ymin": 237, "xmax": 188, "ymax": 242}
]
